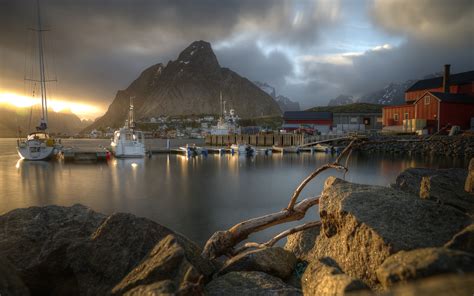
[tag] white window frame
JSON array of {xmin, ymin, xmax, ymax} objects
[{"xmin": 424, "ymin": 95, "xmax": 430, "ymax": 105}]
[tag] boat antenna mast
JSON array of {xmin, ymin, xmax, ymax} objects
[
  {"xmin": 129, "ymin": 96, "xmax": 136, "ymax": 129},
  {"xmin": 35, "ymin": 0, "xmax": 48, "ymax": 131}
]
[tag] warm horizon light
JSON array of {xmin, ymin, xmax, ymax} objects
[{"xmin": 0, "ymin": 91, "xmax": 103, "ymax": 120}]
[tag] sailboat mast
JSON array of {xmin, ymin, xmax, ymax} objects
[
  {"xmin": 36, "ymin": 0, "xmax": 48, "ymax": 128},
  {"xmin": 129, "ymin": 96, "xmax": 135, "ymax": 129}
]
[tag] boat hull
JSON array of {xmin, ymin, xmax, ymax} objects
[{"xmin": 17, "ymin": 140, "xmax": 56, "ymax": 161}]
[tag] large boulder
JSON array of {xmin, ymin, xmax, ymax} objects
[
  {"xmin": 217, "ymin": 247, "xmax": 297, "ymax": 280},
  {"xmin": 302, "ymin": 257, "xmax": 368, "ymax": 296},
  {"xmin": 284, "ymin": 227, "xmax": 320, "ymax": 261},
  {"xmin": 0, "ymin": 204, "xmax": 106, "ymax": 294},
  {"xmin": 0, "ymin": 257, "xmax": 29, "ymax": 296},
  {"xmin": 309, "ymin": 177, "xmax": 470, "ymax": 288},
  {"xmin": 394, "ymin": 168, "xmax": 474, "ymax": 214},
  {"xmin": 112, "ymin": 234, "xmax": 206, "ymax": 295},
  {"xmin": 383, "ymin": 274, "xmax": 474, "ymax": 296},
  {"xmin": 0, "ymin": 205, "xmax": 214, "ymax": 295},
  {"xmin": 205, "ymin": 271, "xmax": 302, "ymax": 296},
  {"xmin": 376, "ymin": 248, "xmax": 474, "ymax": 288},
  {"xmin": 445, "ymin": 223, "xmax": 474, "ymax": 253}
]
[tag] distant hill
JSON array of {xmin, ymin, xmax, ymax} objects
[
  {"xmin": 253, "ymin": 81, "xmax": 300, "ymax": 112},
  {"xmin": 328, "ymin": 95, "xmax": 354, "ymax": 106},
  {"xmin": 86, "ymin": 40, "xmax": 281, "ymax": 131},
  {"xmin": 0, "ymin": 104, "xmax": 89, "ymax": 137},
  {"xmin": 307, "ymin": 103, "xmax": 383, "ymax": 113}
]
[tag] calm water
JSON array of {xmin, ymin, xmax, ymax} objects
[{"xmin": 0, "ymin": 138, "xmax": 468, "ymax": 245}]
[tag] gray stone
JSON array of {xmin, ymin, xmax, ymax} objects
[
  {"xmin": 123, "ymin": 280, "xmax": 175, "ymax": 296},
  {"xmin": 385, "ymin": 274, "xmax": 474, "ymax": 296},
  {"xmin": 0, "ymin": 257, "xmax": 29, "ymax": 296},
  {"xmin": 0, "ymin": 204, "xmax": 105, "ymax": 294},
  {"xmin": 0, "ymin": 205, "xmax": 214, "ymax": 295},
  {"xmin": 376, "ymin": 247, "xmax": 474, "ymax": 288},
  {"xmin": 112, "ymin": 234, "xmax": 205, "ymax": 295},
  {"xmin": 310, "ymin": 177, "xmax": 470, "ymax": 288},
  {"xmin": 284, "ymin": 227, "xmax": 320, "ymax": 261},
  {"xmin": 445, "ymin": 223, "xmax": 474, "ymax": 253},
  {"xmin": 394, "ymin": 168, "xmax": 474, "ymax": 214},
  {"xmin": 205, "ymin": 271, "xmax": 302, "ymax": 296},
  {"xmin": 302, "ymin": 257, "xmax": 368, "ymax": 296},
  {"xmin": 217, "ymin": 247, "xmax": 297, "ymax": 280}
]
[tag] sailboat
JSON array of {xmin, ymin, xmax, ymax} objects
[
  {"xmin": 110, "ymin": 97, "xmax": 146, "ymax": 158},
  {"xmin": 17, "ymin": 0, "xmax": 62, "ymax": 160}
]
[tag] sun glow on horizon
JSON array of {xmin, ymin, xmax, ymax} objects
[{"xmin": 0, "ymin": 92, "xmax": 103, "ymax": 120}]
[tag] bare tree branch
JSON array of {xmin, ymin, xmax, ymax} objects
[
  {"xmin": 233, "ymin": 221, "xmax": 322, "ymax": 255},
  {"xmin": 202, "ymin": 196, "xmax": 319, "ymax": 259}
]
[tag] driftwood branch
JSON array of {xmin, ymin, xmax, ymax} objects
[
  {"xmin": 202, "ymin": 196, "xmax": 319, "ymax": 259},
  {"xmin": 202, "ymin": 137, "xmax": 361, "ymax": 260},
  {"xmin": 233, "ymin": 221, "xmax": 322, "ymax": 255}
]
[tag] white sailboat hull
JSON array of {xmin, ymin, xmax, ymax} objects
[{"xmin": 17, "ymin": 140, "xmax": 56, "ymax": 161}]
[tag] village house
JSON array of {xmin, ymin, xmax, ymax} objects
[
  {"xmin": 383, "ymin": 65, "xmax": 474, "ymax": 133},
  {"xmin": 282, "ymin": 111, "xmax": 333, "ymax": 134}
]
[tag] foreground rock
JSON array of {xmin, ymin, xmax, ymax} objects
[
  {"xmin": 394, "ymin": 168, "xmax": 474, "ymax": 214},
  {"xmin": 0, "ymin": 257, "xmax": 29, "ymax": 296},
  {"xmin": 0, "ymin": 205, "xmax": 214, "ymax": 295},
  {"xmin": 376, "ymin": 248, "xmax": 474, "ymax": 288},
  {"xmin": 309, "ymin": 177, "xmax": 470, "ymax": 288},
  {"xmin": 205, "ymin": 271, "xmax": 302, "ymax": 295},
  {"xmin": 217, "ymin": 247, "xmax": 297, "ymax": 280},
  {"xmin": 302, "ymin": 257, "xmax": 367, "ymax": 295},
  {"xmin": 284, "ymin": 227, "xmax": 320, "ymax": 261}
]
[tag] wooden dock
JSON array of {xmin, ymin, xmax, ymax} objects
[{"xmin": 62, "ymin": 148, "xmax": 109, "ymax": 162}]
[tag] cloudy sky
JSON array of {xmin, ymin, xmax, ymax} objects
[{"xmin": 0, "ymin": 0, "xmax": 473, "ymax": 119}]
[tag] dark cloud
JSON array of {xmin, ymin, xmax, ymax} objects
[
  {"xmin": 0, "ymin": 0, "xmax": 472, "ymax": 115},
  {"xmin": 215, "ymin": 41, "xmax": 294, "ymax": 90}
]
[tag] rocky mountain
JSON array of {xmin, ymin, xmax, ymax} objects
[
  {"xmin": 0, "ymin": 105, "xmax": 89, "ymax": 137},
  {"xmin": 358, "ymin": 80, "xmax": 416, "ymax": 105},
  {"xmin": 87, "ymin": 41, "xmax": 281, "ymax": 130},
  {"xmin": 328, "ymin": 95, "xmax": 354, "ymax": 106},
  {"xmin": 253, "ymin": 81, "xmax": 300, "ymax": 112}
]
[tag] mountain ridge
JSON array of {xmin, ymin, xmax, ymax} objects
[{"xmin": 86, "ymin": 41, "xmax": 281, "ymax": 131}]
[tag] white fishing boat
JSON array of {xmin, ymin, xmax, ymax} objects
[
  {"xmin": 210, "ymin": 92, "xmax": 240, "ymax": 135},
  {"xmin": 17, "ymin": 0, "xmax": 61, "ymax": 161},
  {"xmin": 231, "ymin": 144, "xmax": 255, "ymax": 156},
  {"xmin": 110, "ymin": 97, "xmax": 146, "ymax": 158}
]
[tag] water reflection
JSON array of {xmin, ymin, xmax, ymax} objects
[{"xmin": 0, "ymin": 138, "xmax": 469, "ymax": 244}]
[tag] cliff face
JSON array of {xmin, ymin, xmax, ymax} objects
[{"xmin": 87, "ymin": 41, "xmax": 281, "ymax": 130}]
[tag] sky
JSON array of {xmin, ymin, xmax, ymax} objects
[{"xmin": 0, "ymin": 0, "xmax": 473, "ymax": 119}]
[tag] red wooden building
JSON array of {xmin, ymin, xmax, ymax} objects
[
  {"xmin": 382, "ymin": 65, "xmax": 474, "ymax": 131},
  {"xmin": 282, "ymin": 111, "xmax": 333, "ymax": 133}
]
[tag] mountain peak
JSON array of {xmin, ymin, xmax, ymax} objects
[{"xmin": 174, "ymin": 40, "xmax": 219, "ymax": 70}]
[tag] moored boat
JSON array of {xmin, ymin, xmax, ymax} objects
[
  {"xmin": 17, "ymin": 0, "xmax": 62, "ymax": 161},
  {"xmin": 231, "ymin": 144, "xmax": 255, "ymax": 155},
  {"xmin": 110, "ymin": 97, "xmax": 146, "ymax": 158}
]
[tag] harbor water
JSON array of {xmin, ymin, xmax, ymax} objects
[{"xmin": 0, "ymin": 138, "xmax": 468, "ymax": 245}]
